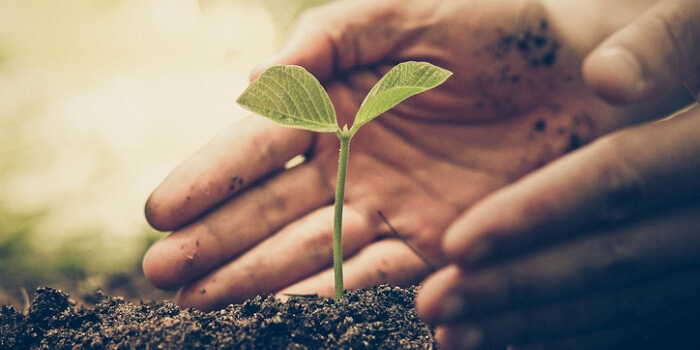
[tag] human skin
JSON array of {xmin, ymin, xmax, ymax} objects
[
  {"xmin": 142, "ymin": 0, "xmax": 693, "ymax": 336},
  {"xmin": 417, "ymin": 0, "xmax": 700, "ymax": 348},
  {"xmin": 418, "ymin": 108, "xmax": 700, "ymax": 349}
]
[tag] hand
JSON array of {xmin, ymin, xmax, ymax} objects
[
  {"xmin": 142, "ymin": 0, "xmax": 682, "ymax": 311},
  {"xmin": 417, "ymin": 0, "xmax": 700, "ymax": 348},
  {"xmin": 418, "ymin": 108, "xmax": 700, "ymax": 349},
  {"xmin": 582, "ymin": 0, "xmax": 700, "ymax": 105}
]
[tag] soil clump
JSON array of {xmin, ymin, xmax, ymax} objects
[{"xmin": 1, "ymin": 285, "xmax": 435, "ymax": 349}]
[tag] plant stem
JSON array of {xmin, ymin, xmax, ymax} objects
[{"xmin": 333, "ymin": 133, "xmax": 351, "ymax": 300}]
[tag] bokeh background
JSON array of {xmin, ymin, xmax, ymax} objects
[{"xmin": 0, "ymin": 0, "xmax": 328, "ymax": 296}]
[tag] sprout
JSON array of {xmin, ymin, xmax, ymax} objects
[{"xmin": 237, "ymin": 61, "xmax": 452, "ymax": 299}]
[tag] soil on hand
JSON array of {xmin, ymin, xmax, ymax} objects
[{"xmin": 1, "ymin": 285, "xmax": 436, "ymax": 349}]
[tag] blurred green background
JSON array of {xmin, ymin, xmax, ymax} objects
[{"xmin": 0, "ymin": 0, "xmax": 329, "ymax": 291}]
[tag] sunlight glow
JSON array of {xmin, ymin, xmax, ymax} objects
[{"xmin": 0, "ymin": 0, "xmax": 285, "ymax": 275}]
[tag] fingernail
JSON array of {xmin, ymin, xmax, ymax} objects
[
  {"xmin": 444, "ymin": 232, "xmax": 492, "ymax": 267},
  {"xmin": 596, "ymin": 47, "xmax": 646, "ymax": 98},
  {"xmin": 437, "ymin": 295, "xmax": 466, "ymax": 321},
  {"xmin": 465, "ymin": 239, "xmax": 492, "ymax": 266},
  {"xmin": 460, "ymin": 327, "xmax": 485, "ymax": 349}
]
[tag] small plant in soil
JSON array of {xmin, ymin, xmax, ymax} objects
[{"xmin": 237, "ymin": 61, "xmax": 452, "ymax": 300}]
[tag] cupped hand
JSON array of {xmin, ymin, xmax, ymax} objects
[
  {"xmin": 142, "ymin": 0, "xmax": 683, "ymax": 311},
  {"xmin": 418, "ymin": 106, "xmax": 700, "ymax": 349},
  {"xmin": 418, "ymin": 0, "xmax": 700, "ymax": 348},
  {"xmin": 582, "ymin": 0, "xmax": 700, "ymax": 105}
]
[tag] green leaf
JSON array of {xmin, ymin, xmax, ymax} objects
[
  {"xmin": 236, "ymin": 65, "xmax": 338, "ymax": 133},
  {"xmin": 351, "ymin": 61, "xmax": 452, "ymax": 133}
]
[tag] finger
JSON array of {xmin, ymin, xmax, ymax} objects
[
  {"xmin": 277, "ymin": 239, "xmax": 435, "ymax": 299},
  {"xmin": 512, "ymin": 325, "xmax": 643, "ymax": 350},
  {"xmin": 582, "ymin": 0, "xmax": 700, "ymax": 104},
  {"xmin": 436, "ymin": 294, "xmax": 700, "ymax": 350},
  {"xmin": 145, "ymin": 115, "xmax": 313, "ymax": 231},
  {"xmin": 443, "ymin": 106, "xmax": 700, "ymax": 267},
  {"xmin": 511, "ymin": 313, "xmax": 694, "ymax": 350},
  {"xmin": 250, "ymin": 0, "xmax": 423, "ymax": 81},
  {"xmin": 174, "ymin": 205, "xmax": 374, "ymax": 311},
  {"xmin": 451, "ymin": 267, "xmax": 700, "ymax": 348},
  {"xmin": 419, "ymin": 202, "xmax": 700, "ymax": 324},
  {"xmin": 142, "ymin": 154, "xmax": 336, "ymax": 290}
]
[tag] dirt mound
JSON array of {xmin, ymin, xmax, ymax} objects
[{"xmin": 1, "ymin": 285, "xmax": 435, "ymax": 349}]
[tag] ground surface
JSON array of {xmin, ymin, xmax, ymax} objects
[
  {"xmin": 2, "ymin": 275, "xmax": 700, "ymax": 349},
  {"xmin": 0, "ymin": 285, "xmax": 436, "ymax": 349}
]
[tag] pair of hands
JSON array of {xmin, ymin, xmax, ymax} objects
[{"xmin": 143, "ymin": 0, "xmax": 700, "ymax": 348}]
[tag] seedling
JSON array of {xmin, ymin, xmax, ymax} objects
[{"xmin": 236, "ymin": 61, "xmax": 452, "ymax": 299}]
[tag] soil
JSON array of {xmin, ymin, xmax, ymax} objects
[
  {"xmin": 3, "ymin": 277, "xmax": 700, "ymax": 349},
  {"xmin": 0, "ymin": 285, "xmax": 437, "ymax": 349}
]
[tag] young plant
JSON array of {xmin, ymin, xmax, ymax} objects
[{"xmin": 236, "ymin": 61, "xmax": 452, "ymax": 300}]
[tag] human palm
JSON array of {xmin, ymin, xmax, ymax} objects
[{"xmin": 143, "ymin": 0, "xmax": 657, "ymax": 311}]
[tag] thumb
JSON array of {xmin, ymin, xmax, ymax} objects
[
  {"xmin": 250, "ymin": 0, "xmax": 409, "ymax": 82},
  {"xmin": 582, "ymin": 0, "xmax": 700, "ymax": 104}
]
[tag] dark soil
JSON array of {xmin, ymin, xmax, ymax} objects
[
  {"xmin": 3, "ymin": 281, "xmax": 700, "ymax": 350},
  {"xmin": 0, "ymin": 285, "xmax": 436, "ymax": 349}
]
